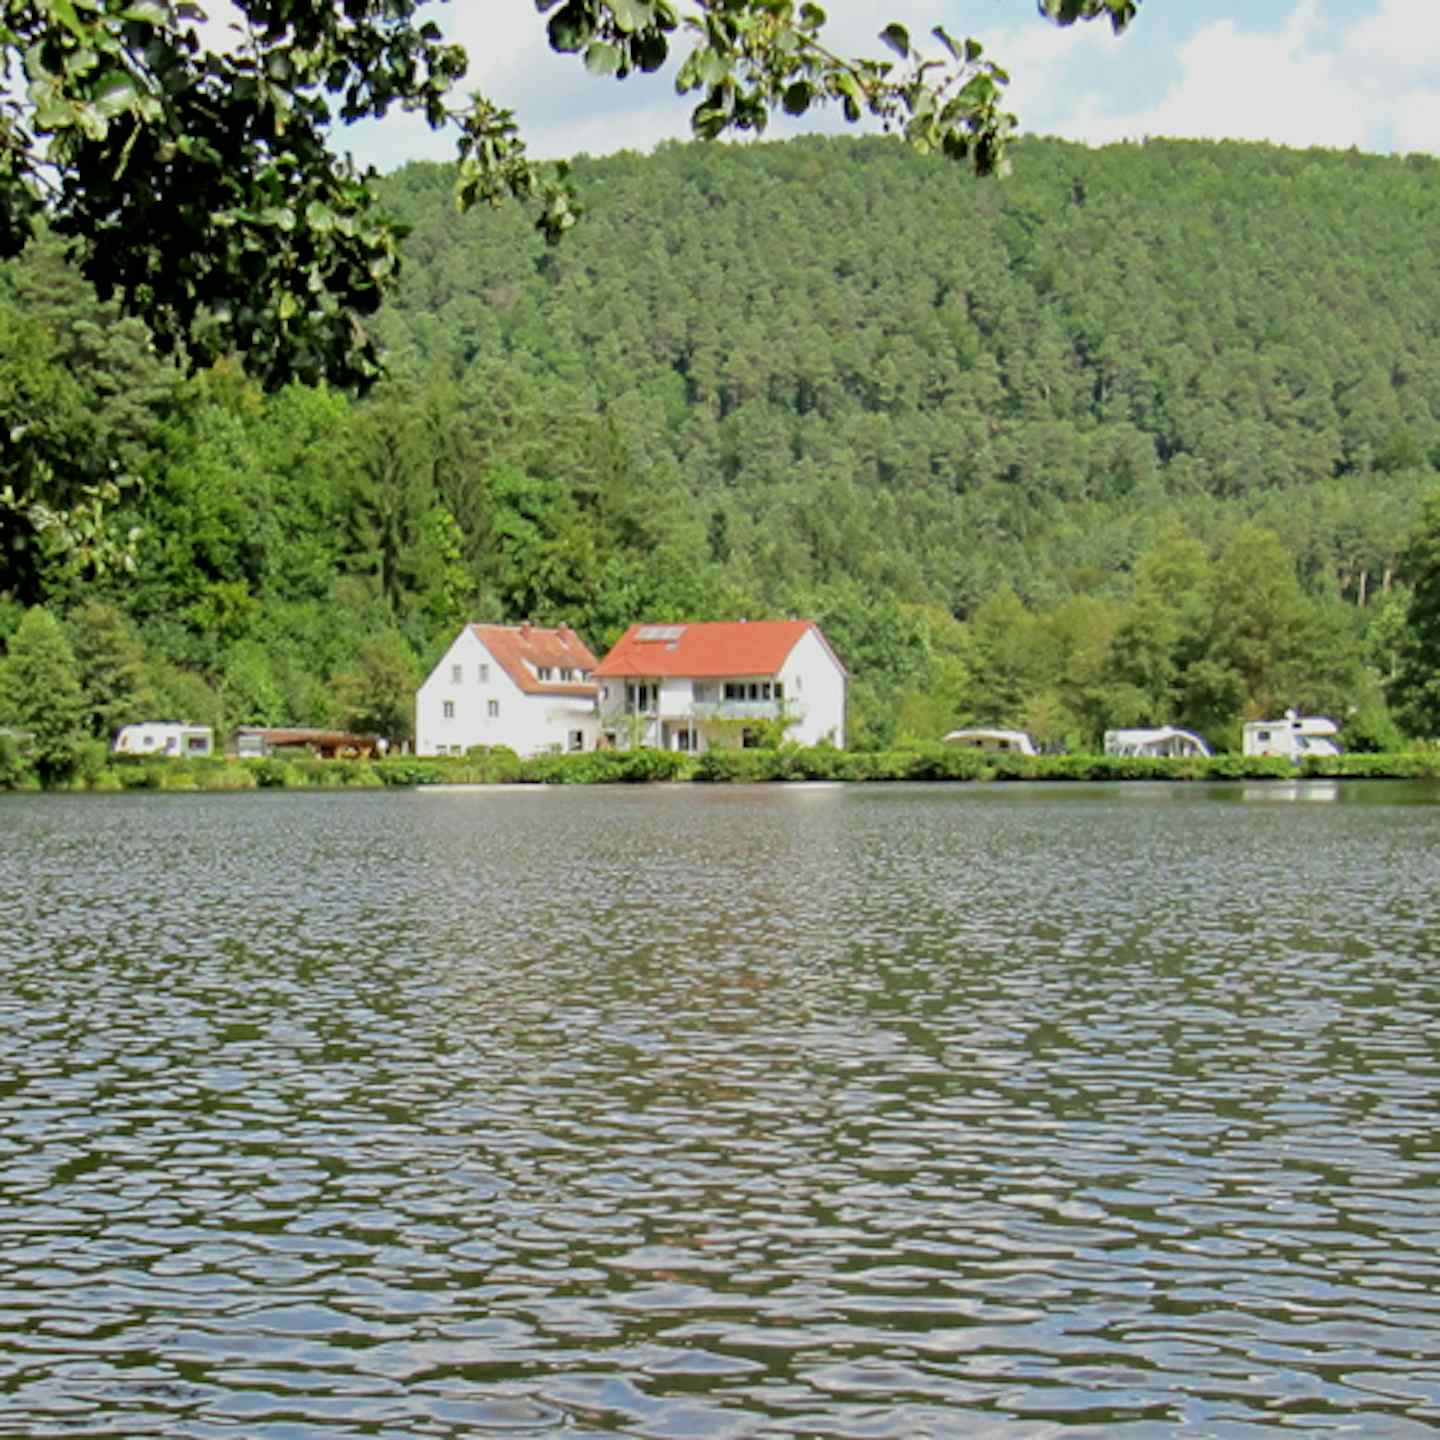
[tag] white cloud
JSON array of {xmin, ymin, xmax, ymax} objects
[
  {"xmin": 339, "ymin": 0, "xmax": 1440, "ymax": 172},
  {"xmin": 998, "ymin": 0, "xmax": 1440, "ymax": 156}
]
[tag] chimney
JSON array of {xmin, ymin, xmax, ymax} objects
[{"xmin": 520, "ymin": 622, "xmax": 531, "ymax": 639}]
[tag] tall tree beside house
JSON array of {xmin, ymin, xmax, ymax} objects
[
  {"xmin": 331, "ymin": 631, "xmax": 422, "ymax": 745},
  {"xmin": 0, "ymin": 607, "xmax": 89, "ymax": 781}
]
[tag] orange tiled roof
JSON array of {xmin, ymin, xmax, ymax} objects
[
  {"xmin": 473, "ymin": 624, "xmax": 599, "ymax": 696},
  {"xmin": 594, "ymin": 620, "xmax": 841, "ymax": 679}
]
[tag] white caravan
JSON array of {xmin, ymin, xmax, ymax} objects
[
  {"xmin": 943, "ymin": 728, "xmax": 1038, "ymax": 756},
  {"xmin": 112, "ymin": 722, "xmax": 214, "ymax": 758},
  {"xmin": 1242, "ymin": 712, "xmax": 1341, "ymax": 761},
  {"xmin": 1104, "ymin": 727, "xmax": 1212, "ymax": 759}
]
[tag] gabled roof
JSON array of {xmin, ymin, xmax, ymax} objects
[
  {"xmin": 594, "ymin": 620, "xmax": 844, "ymax": 679},
  {"xmin": 472, "ymin": 624, "xmax": 599, "ymax": 697}
]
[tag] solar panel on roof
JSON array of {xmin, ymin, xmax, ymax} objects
[{"xmin": 635, "ymin": 625, "xmax": 686, "ymax": 642}]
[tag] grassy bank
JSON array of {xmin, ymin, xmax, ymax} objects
[{"xmin": 5, "ymin": 743, "xmax": 1440, "ymax": 792}]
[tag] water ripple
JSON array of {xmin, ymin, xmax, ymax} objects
[{"xmin": 2, "ymin": 783, "xmax": 1440, "ymax": 1435}]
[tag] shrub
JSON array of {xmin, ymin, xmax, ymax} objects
[
  {"xmin": 693, "ymin": 748, "xmax": 775, "ymax": 782},
  {"xmin": 458, "ymin": 746, "xmax": 524, "ymax": 783},
  {"xmin": 0, "ymin": 733, "xmax": 31, "ymax": 790},
  {"xmin": 375, "ymin": 758, "xmax": 429, "ymax": 786},
  {"xmin": 250, "ymin": 757, "xmax": 302, "ymax": 788}
]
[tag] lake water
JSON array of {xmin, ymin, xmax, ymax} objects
[{"xmin": 3, "ymin": 781, "xmax": 1440, "ymax": 1438}]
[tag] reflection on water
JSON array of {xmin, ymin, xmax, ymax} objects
[
  {"xmin": 3, "ymin": 782, "xmax": 1440, "ymax": 1437},
  {"xmin": 1239, "ymin": 781, "xmax": 1342, "ymax": 803}
]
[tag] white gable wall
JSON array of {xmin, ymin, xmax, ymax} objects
[
  {"xmin": 415, "ymin": 628, "xmax": 597, "ymax": 757},
  {"xmin": 778, "ymin": 627, "xmax": 847, "ymax": 748}
]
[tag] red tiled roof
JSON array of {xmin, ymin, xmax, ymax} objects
[
  {"xmin": 594, "ymin": 620, "xmax": 841, "ymax": 679},
  {"xmin": 473, "ymin": 624, "xmax": 599, "ymax": 696}
]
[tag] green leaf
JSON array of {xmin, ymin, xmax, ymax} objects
[
  {"xmin": 92, "ymin": 70, "xmax": 138, "ymax": 118},
  {"xmin": 547, "ymin": 4, "xmax": 592, "ymax": 52},
  {"xmin": 584, "ymin": 40, "xmax": 621, "ymax": 76},
  {"xmin": 879, "ymin": 23, "xmax": 909, "ymax": 58},
  {"xmin": 38, "ymin": 0, "xmax": 90, "ymax": 43},
  {"xmin": 634, "ymin": 29, "xmax": 667, "ymax": 71},
  {"xmin": 119, "ymin": 0, "xmax": 168, "ymax": 24},
  {"xmin": 691, "ymin": 102, "xmax": 728, "ymax": 140},
  {"xmin": 782, "ymin": 80, "xmax": 811, "ymax": 116},
  {"xmin": 609, "ymin": 0, "xmax": 650, "ymax": 34}
]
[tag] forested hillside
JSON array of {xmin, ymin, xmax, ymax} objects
[{"xmin": 4, "ymin": 134, "xmax": 1440, "ymax": 760}]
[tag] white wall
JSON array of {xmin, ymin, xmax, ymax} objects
[
  {"xmin": 779, "ymin": 628, "xmax": 847, "ymax": 748},
  {"xmin": 416, "ymin": 629, "xmax": 598, "ymax": 757}
]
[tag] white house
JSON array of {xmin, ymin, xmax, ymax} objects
[
  {"xmin": 593, "ymin": 619, "xmax": 847, "ymax": 752},
  {"xmin": 112, "ymin": 722, "xmax": 214, "ymax": 758},
  {"xmin": 415, "ymin": 623, "xmax": 600, "ymax": 757}
]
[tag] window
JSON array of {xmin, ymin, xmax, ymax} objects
[
  {"xmin": 478, "ymin": 663, "xmax": 489, "ymax": 683},
  {"xmin": 568, "ymin": 730, "xmax": 584, "ymax": 752},
  {"xmin": 451, "ymin": 664, "xmax": 463, "ymax": 684},
  {"xmin": 775, "ymin": 682, "xmax": 784, "ymax": 700},
  {"xmin": 724, "ymin": 682, "xmax": 741, "ymax": 701},
  {"xmin": 560, "ymin": 667, "xmax": 574, "ymax": 681},
  {"xmin": 537, "ymin": 665, "xmax": 553, "ymax": 681},
  {"xmin": 442, "ymin": 701, "xmax": 455, "ymax": 719},
  {"xmin": 488, "ymin": 700, "xmax": 499, "ymax": 719}
]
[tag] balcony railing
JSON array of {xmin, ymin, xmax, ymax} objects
[{"xmin": 690, "ymin": 700, "xmax": 783, "ymax": 720}]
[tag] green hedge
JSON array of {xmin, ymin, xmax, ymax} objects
[{"xmin": 7, "ymin": 744, "xmax": 1440, "ymax": 793}]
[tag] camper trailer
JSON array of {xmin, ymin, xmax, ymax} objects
[
  {"xmin": 1104, "ymin": 727, "xmax": 1211, "ymax": 759},
  {"xmin": 112, "ymin": 722, "xmax": 214, "ymax": 758},
  {"xmin": 1241, "ymin": 712, "xmax": 1341, "ymax": 761},
  {"xmin": 942, "ymin": 728, "xmax": 1038, "ymax": 757}
]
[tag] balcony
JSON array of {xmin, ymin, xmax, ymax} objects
[{"xmin": 691, "ymin": 700, "xmax": 783, "ymax": 721}]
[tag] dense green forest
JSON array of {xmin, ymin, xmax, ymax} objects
[{"xmin": 4, "ymin": 133, "xmax": 1440, "ymax": 771}]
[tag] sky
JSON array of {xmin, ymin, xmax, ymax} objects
[{"xmin": 339, "ymin": 0, "xmax": 1440, "ymax": 174}]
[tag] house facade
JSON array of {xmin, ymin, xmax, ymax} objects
[
  {"xmin": 593, "ymin": 620, "xmax": 847, "ymax": 752},
  {"xmin": 415, "ymin": 623, "xmax": 600, "ymax": 757}
]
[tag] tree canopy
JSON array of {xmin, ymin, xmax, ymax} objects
[
  {"xmin": 5, "ymin": 131, "xmax": 1440, "ymax": 765},
  {"xmin": 0, "ymin": 0, "xmax": 1139, "ymax": 391}
]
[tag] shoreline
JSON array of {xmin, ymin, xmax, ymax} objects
[{"xmin": 4, "ymin": 746, "xmax": 1440, "ymax": 793}]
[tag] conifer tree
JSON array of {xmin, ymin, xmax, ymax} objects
[{"xmin": 0, "ymin": 607, "xmax": 88, "ymax": 780}]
